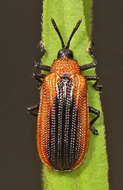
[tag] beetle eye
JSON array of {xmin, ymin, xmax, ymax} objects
[
  {"xmin": 58, "ymin": 50, "xmax": 63, "ymax": 58},
  {"xmin": 67, "ymin": 50, "xmax": 73, "ymax": 58}
]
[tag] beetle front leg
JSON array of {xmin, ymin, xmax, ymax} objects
[
  {"xmin": 38, "ymin": 40, "xmax": 46, "ymax": 58},
  {"xmin": 88, "ymin": 41, "xmax": 96, "ymax": 59},
  {"xmin": 27, "ymin": 104, "xmax": 39, "ymax": 116},
  {"xmin": 80, "ymin": 62, "xmax": 97, "ymax": 71},
  {"xmin": 33, "ymin": 61, "xmax": 51, "ymax": 72},
  {"xmin": 86, "ymin": 76, "xmax": 102, "ymax": 91},
  {"xmin": 34, "ymin": 41, "xmax": 51, "ymax": 72},
  {"xmin": 80, "ymin": 42, "xmax": 97, "ymax": 71},
  {"xmin": 89, "ymin": 106, "xmax": 100, "ymax": 135}
]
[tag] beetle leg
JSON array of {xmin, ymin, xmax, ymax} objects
[
  {"xmin": 89, "ymin": 106, "xmax": 100, "ymax": 135},
  {"xmin": 32, "ymin": 74, "xmax": 42, "ymax": 83},
  {"xmin": 93, "ymin": 79, "xmax": 103, "ymax": 91},
  {"xmin": 86, "ymin": 76, "xmax": 103, "ymax": 91},
  {"xmin": 86, "ymin": 76, "xmax": 97, "ymax": 80},
  {"xmin": 88, "ymin": 41, "xmax": 96, "ymax": 59},
  {"xmin": 33, "ymin": 72, "xmax": 46, "ymax": 83},
  {"xmin": 37, "ymin": 40, "xmax": 46, "ymax": 58},
  {"xmin": 34, "ymin": 41, "xmax": 51, "ymax": 72},
  {"xmin": 80, "ymin": 62, "xmax": 96, "ymax": 71},
  {"xmin": 83, "ymin": 42, "xmax": 102, "ymax": 91},
  {"xmin": 81, "ymin": 41, "xmax": 98, "ymax": 71},
  {"xmin": 27, "ymin": 104, "xmax": 39, "ymax": 116},
  {"xmin": 33, "ymin": 42, "xmax": 48, "ymax": 83},
  {"xmin": 33, "ymin": 61, "xmax": 51, "ymax": 72},
  {"xmin": 33, "ymin": 41, "xmax": 51, "ymax": 72}
]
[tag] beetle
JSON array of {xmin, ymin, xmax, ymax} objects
[{"xmin": 27, "ymin": 18, "xmax": 101, "ymax": 171}]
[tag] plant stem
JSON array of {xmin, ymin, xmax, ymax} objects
[{"xmin": 41, "ymin": 0, "xmax": 109, "ymax": 189}]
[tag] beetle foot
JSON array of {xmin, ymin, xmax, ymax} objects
[
  {"xmin": 93, "ymin": 83, "xmax": 103, "ymax": 92},
  {"xmin": 27, "ymin": 104, "xmax": 39, "ymax": 117},
  {"xmin": 90, "ymin": 126, "xmax": 98, "ymax": 135}
]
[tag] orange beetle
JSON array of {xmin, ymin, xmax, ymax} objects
[{"xmin": 28, "ymin": 18, "xmax": 101, "ymax": 171}]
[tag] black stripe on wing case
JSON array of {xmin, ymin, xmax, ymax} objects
[{"xmin": 47, "ymin": 75, "xmax": 80, "ymax": 170}]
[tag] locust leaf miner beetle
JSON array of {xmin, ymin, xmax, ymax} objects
[{"xmin": 27, "ymin": 18, "xmax": 102, "ymax": 171}]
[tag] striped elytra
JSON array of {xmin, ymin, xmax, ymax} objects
[{"xmin": 37, "ymin": 57, "xmax": 89, "ymax": 171}]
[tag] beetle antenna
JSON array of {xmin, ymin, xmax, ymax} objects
[
  {"xmin": 51, "ymin": 18, "xmax": 65, "ymax": 49},
  {"xmin": 66, "ymin": 19, "xmax": 82, "ymax": 49}
]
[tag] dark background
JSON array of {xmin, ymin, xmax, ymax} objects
[{"xmin": 0, "ymin": 0, "xmax": 123, "ymax": 190}]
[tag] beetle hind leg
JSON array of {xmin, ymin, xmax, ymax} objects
[{"xmin": 89, "ymin": 106, "xmax": 100, "ymax": 135}]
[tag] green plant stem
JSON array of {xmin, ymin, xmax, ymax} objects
[{"xmin": 41, "ymin": 0, "xmax": 109, "ymax": 190}]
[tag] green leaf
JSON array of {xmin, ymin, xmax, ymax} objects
[{"xmin": 41, "ymin": 0, "xmax": 109, "ymax": 190}]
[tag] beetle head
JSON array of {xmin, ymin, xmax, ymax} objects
[
  {"xmin": 57, "ymin": 48, "xmax": 73, "ymax": 59},
  {"xmin": 51, "ymin": 18, "xmax": 82, "ymax": 59}
]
